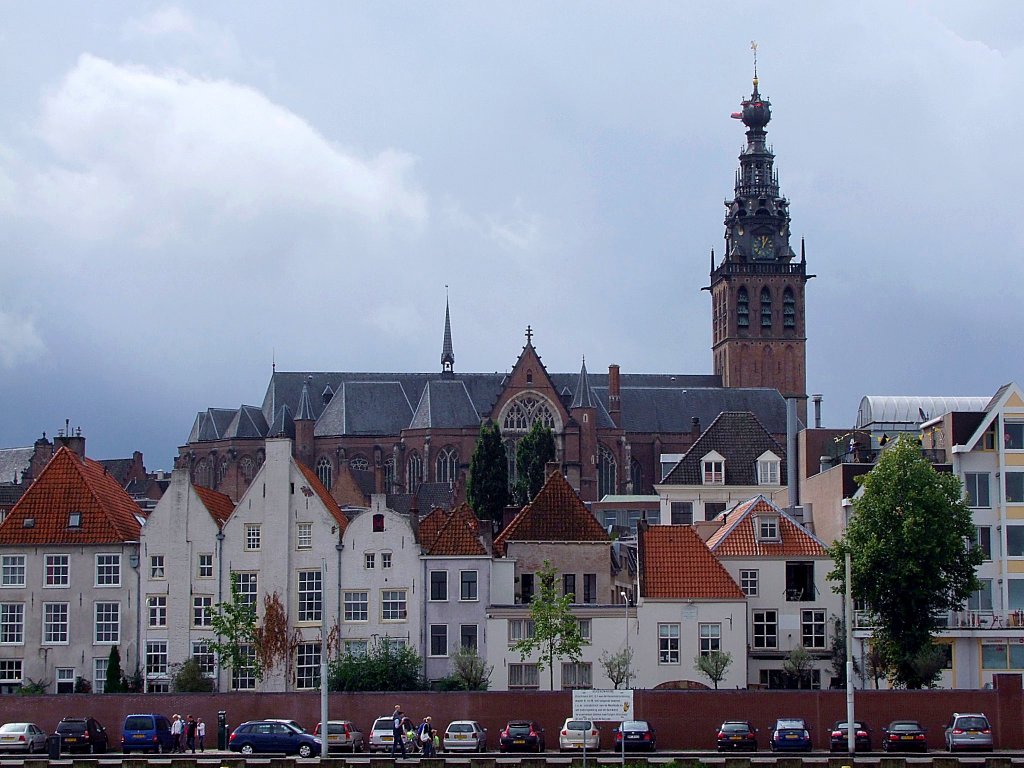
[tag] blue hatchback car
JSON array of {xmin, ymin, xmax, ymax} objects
[
  {"xmin": 770, "ymin": 718, "xmax": 812, "ymax": 752},
  {"xmin": 229, "ymin": 721, "xmax": 322, "ymax": 757},
  {"xmin": 121, "ymin": 714, "xmax": 174, "ymax": 754}
]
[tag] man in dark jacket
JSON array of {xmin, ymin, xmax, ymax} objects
[{"xmin": 391, "ymin": 706, "xmax": 407, "ymax": 758}]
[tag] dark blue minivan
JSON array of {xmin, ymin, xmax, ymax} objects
[{"xmin": 122, "ymin": 714, "xmax": 174, "ymax": 754}]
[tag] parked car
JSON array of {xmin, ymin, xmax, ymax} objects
[
  {"xmin": 944, "ymin": 713, "xmax": 993, "ymax": 752},
  {"xmin": 882, "ymin": 720, "xmax": 928, "ymax": 752},
  {"xmin": 121, "ymin": 714, "xmax": 175, "ymax": 754},
  {"xmin": 829, "ymin": 720, "xmax": 872, "ymax": 752},
  {"xmin": 770, "ymin": 718, "xmax": 811, "ymax": 752},
  {"xmin": 55, "ymin": 717, "xmax": 108, "ymax": 754},
  {"xmin": 442, "ymin": 720, "xmax": 486, "ymax": 752},
  {"xmin": 612, "ymin": 720, "xmax": 656, "ymax": 752},
  {"xmin": 0, "ymin": 723, "xmax": 47, "ymax": 753},
  {"xmin": 228, "ymin": 720, "xmax": 321, "ymax": 757},
  {"xmin": 716, "ymin": 720, "xmax": 758, "ymax": 752},
  {"xmin": 314, "ymin": 721, "xmax": 364, "ymax": 753},
  {"xmin": 559, "ymin": 718, "xmax": 600, "ymax": 751},
  {"xmin": 369, "ymin": 716, "xmax": 397, "ymax": 753},
  {"xmin": 499, "ymin": 720, "xmax": 545, "ymax": 753}
]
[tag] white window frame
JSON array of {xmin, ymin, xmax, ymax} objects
[
  {"xmin": 460, "ymin": 570, "xmax": 478, "ymax": 601},
  {"xmin": 43, "ymin": 603, "xmax": 69, "ymax": 644},
  {"xmin": 44, "ymin": 554, "xmax": 69, "ymax": 588},
  {"xmin": 753, "ymin": 609, "xmax": 778, "ymax": 649},
  {"xmin": 508, "ymin": 662, "xmax": 540, "ymax": 689},
  {"xmin": 508, "ymin": 618, "xmax": 535, "ymax": 642},
  {"xmin": 756, "ymin": 450, "xmax": 781, "ymax": 485},
  {"xmin": 149, "ymin": 555, "xmax": 165, "ymax": 580},
  {"xmin": 192, "ymin": 596, "xmax": 213, "ymax": 627},
  {"xmin": 698, "ymin": 622, "xmax": 722, "ymax": 655},
  {"xmin": 94, "ymin": 553, "xmax": 121, "ymax": 587},
  {"xmin": 658, "ymin": 622, "xmax": 680, "ymax": 664},
  {"xmin": 0, "ymin": 604, "xmax": 24, "ymax": 645},
  {"xmin": 430, "ymin": 570, "xmax": 449, "ymax": 602},
  {"xmin": 93, "ymin": 658, "xmax": 107, "ymax": 694},
  {"xmin": 381, "ymin": 551, "xmax": 393, "ymax": 569},
  {"xmin": 197, "ymin": 553, "xmax": 214, "ymax": 579},
  {"xmin": 740, "ymin": 569, "xmax": 759, "ymax": 597},
  {"xmin": 701, "ymin": 451, "xmax": 726, "ymax": 485},
  {"xmin": 429, "ymin": 624, "xmax": 448, "ymax": 657},
  {"xmin": 381, "ymin": 589, "xmax": 407, "ymax": 621},
  {"xmin": 297, "ymin": 522, "xmax": 313, "ymax": 549},
  {"xmin": 192, "ymin": 641, "xmax": 215, "ymax": 677},
  {"xmin": 146, "ymin": 640, "xmax": 168, "ymax": 677},
  {"xmin": 1, "ymin": 555, "xmax": 26, "ymax": 587},
  {"xmin": 245, "ymin": 524, "xmax": 262, "ymax": 551},
  {"xmin": 0, "ymin": 660, "xmax": 22, "ymax": 685},
  {"xmin": 232, "ymin": 572, "xmax": 258, "ymax": 607},
  {"xmin": 94, "ymin": 602, "xmax": 120, "ymax": 644},
  {"xmin": 801, "ymin": 608, "xmax": 827, "ymax": 649},
  {"xmin": 147, "ymin": 595, "xmax": 167, "ymax": 628},
  {"xmin": 757, "ymin": 515, "xmax": 780, "ymax": 541},
  {"xmin": 561, "ymin": 661, "xmax": 593, "ymax": 690},
  {"xmin": 365, "ymin": 553, "xmax": 375, "ymax": 569},
  {"xmin": 232, "ymin": 644, "xmax": 256, "ymax": 690},
  {"xmin": 344, "ymin": 591, "xmax": 369, "ymax": 622},
  {"xmin": 55, "ymin": 667, "xmax": 75, "ymax": 694},
  {"xmin": 297, "ymin": 570, "xmax": 323, "ymax": 623},
  {"xmin": 295, "ymin": 642, "xmax": 321, "ymax": 689}
]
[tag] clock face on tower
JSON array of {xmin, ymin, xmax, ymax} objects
[{"xmin": 752, "ymin": 234, "xmax": 773, "ymax": 259}]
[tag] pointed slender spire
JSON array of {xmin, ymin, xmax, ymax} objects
[
  {"xmin": 570, "ymin": 356, "xmax": 595, "ymax": 409},
  {"xmin": 296, "ymin": 377, "xmax": 315, "ymax": 421},
  {"xmin": 441, "ymin": 291, "xmax": 455, "ymax": 375}
]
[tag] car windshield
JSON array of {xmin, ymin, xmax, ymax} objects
[
  {"xmin": 622, "ymin": 721, "xmax": 647, "ymax": 730},
  {"xmin": 890, "ymin": 722, "xmax": 921, "ymax": 732},
  {"xmin": 776, "ymin": 720, "xmax": 805, "ymax": 730},
  {"xmin": 0, "ymin": 724, "xmax": 26, "ymax": 733},
  {"xmin": 448, "ymin": 723, "xmax": 475, "ymax": 733},
  {"xmin": 566, "ymin": 721, "xmax": 591, "ymax": 731},
  {"xmin": 124, "ymin": 717, "xmax": 154, "ymax": 730},
  {"xmin": 373, "ymin": 719, "xmax": 393, "ymax": 731},
  {"xmin": 507, "ymin": 723, "xmax": 533, "ymax": 735},
  {"xmin": 327, "ymin": 724, "xmax": 348, "ymax": 734},
  {"xmin": 957, "ymin": 717, "xmax": 988, "ymax": 729},
  {"xmin": 722, "ymin": 723, "xmax": 751, "ymax": 733},
  {"xmin": 56, "ymin": 722, "xmax": 87, "ymax": 734},
  {"xmin": 834, "ymin": 722, "xmax": 864, "ymax": 730}
]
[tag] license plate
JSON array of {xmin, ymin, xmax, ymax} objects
[
  {"xmin": 901, "ymin": 735, "xmax": 914, "ymax": 740},
  {"xmin": 968, "ymin": 730, "xmax": 979, "ymax": 734},
  {"xmin": 0, "ymin": 737, "xmax": 16, "ymax": 743},
  {"xmin": 785, "ymin": 734, "xmax": 798, "ymax": 739},
  {"xmin": 731, "ymin": 736, "xmax": 742, "ymax": 740},
  {"xmin": 627, "ymin": 735, "xmax": 640, "ymax": 740},
  {"xmin": 456, "ymin": 735, "xmax": 466, "ymax": 740},
  {"xmin": 64, "ymin": 738, "xmax": 78, "ymax": 743},
  {"xmin": 514, "ymin": 739, "xmax": 525, "ymax": 744},
  {"xmin": 382, "ymin": 736, "xmax": 392, "ymax": 743}
]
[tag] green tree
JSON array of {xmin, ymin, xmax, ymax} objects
[
  {"xmin": 512, "ymin": 560, "xmax": 583, "ymax": 690},
  {"xmin": 105, "ymin": 646, "xmax": 124, "ymax": 693},
  {"xmin": 448, "ymin": 645, "xmax": 493, "ymax": 690},
  {"xmin": 172, "ymin": 658, "xmax": 215, "ymax": 692},
  {"xmin": 514, "ymin": 421, "xmax": 557, "ymax": 504},
  {"xmin": 829, "ymin": 616, "xmax": 859, "ymax": 688},
  {"xmin": 207, "ymin": 579, "xmax": 263, "ymax": 681},
  {"xmin": 598, "ymin": 647, "xmax": 634, "ymax": 690},
  {"xmin": 328, "ymin": 640, "xmax": 424, "ymax": 691},
  {"xmin": 694, "ymin": 650, "xmax": 732, "ymax": 689},
  {"xmin": 466, "ymin": 421, "xmax": 509, "ymax": 524},
  {"xmin": 829, "ymin": 434, "xmax": 982, "ymax": 688},
  {"xmin": 783, "ymin": 645, "xmax": 814, "ymax": 689}
]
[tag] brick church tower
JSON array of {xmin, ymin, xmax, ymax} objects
[{"xmin": 709, "ymin": 65, "xmax": 811, "ymax": 423}]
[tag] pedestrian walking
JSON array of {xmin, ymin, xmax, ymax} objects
[
  {"xmin": 170, "ymin": 714, "xmax": 183, "ymax": 753},
  {"xmin": 197, "ymin": 719, "xmax": 206, "ymax": 752},
  {"xmin": 186, "ymin": 715, "xmax": 197, "ymax": 753},
  {"xmin": 418, "ymin": 717, "xmax": 434, "ymax": 757},
  {"xmin": 390, "ymin": 706, "xmax": 407, "ymax": 758}
]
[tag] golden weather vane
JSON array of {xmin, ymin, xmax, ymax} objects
[{"xmin": 751, "ymin": 40, "xmax": 758, "ymax": 80}]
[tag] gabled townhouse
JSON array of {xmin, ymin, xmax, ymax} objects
[
  {"xmin": 219, "ymin": 437, "xmax": 348, "ymax": 692},
  {"xmin": 705, "ymin": 495, "xmax": 838, "ymax": 688},
  {"xmin": 634, "ymin": 522, "xmax": 747, "ymax": 689},
  {"xmin": 138, "ymin": 469, "xmax": 233, "ymax": 691},
  {"xmin": 654, "ymin": 411, "xmax": 786, "ymax": 524},
  {"xmin": 0, "ymin": 446, "xmax": 143, "ymax": 693},
  {"xmin": 419, "ymin": 504, "xmax": 493, "ymax": 684},
  {"xmin": 337, "ymin": 494, "xmax": 420, "ymax": 658},
  {"xmin": 486, "ymin": 470, "xmax": 630, "ymax": 691}
]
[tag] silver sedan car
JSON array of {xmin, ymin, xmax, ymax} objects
[
  {"xmin": 442, "ymin": 721, "xmax": 487, "ymax": 752},
  {"xmin": 0, "ymin": 723, "xmax": 47, "ymax": 753}
]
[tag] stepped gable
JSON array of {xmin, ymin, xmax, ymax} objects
[
  {"xmin": 706, "ymin": 495, "xmax": 827, "ymax": 557},
  {"xmin": 639, "ymin": 524, "xmax": 743, "ymax": 600},
  {"xmin": 494, "ymin": 470, "xmax": 610, "ymax": 556},
  {"xmin": 193, "ymin": 485, "xmax": 235, "ymax": 527},
  {"xmin": 295, "ymin": 461, "xmax": 348, "ymax": 532},
  {"xmin": 661, "ymin": 411, "xmax": 785, "ymax": 485},
  {"xmin": 428, "ymin": 504, "xmax": 486, "ymax": 556},
  {"xmin": 0, "ymin": 447, "xmax": 142, "ymax": 545},
  {"xmin": 417, "ymin": 507, "xmax": 449, "ymax": 546}
]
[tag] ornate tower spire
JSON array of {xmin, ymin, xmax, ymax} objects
[
  {"xmin": 709, "ymin": 52, "xmax": 812, "ymax": 423},
  {"xmin": 441, "ymin": 291, "xmax": 455, "ymax": 376}
]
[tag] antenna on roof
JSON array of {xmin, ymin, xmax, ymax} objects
[{"xmin": 272, "ymin": 348, "xmax": 276, "ymax": 374}]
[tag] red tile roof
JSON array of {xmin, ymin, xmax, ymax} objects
[
  {"xmin": 639, "ymin": 524, "xmax": 744, "ymax": 600},
  {"xmin": 193, "ymin": 485, "xmax": 235, "ymax": 527},
  {"xmin": 417, "ymin": 507, "xmax": 449, "ymax": 547},
  {"xmin": 0, "ymin": 447, "xmax": 142, "ymax": 545},
  {"xmin": 428, "ymin": 504, "xmax": 487, "ymax": 556},
  {"xmin": 493, "ymin": 470, "xmax": 609, "ymax": 556},
  {"xmin": 295, "ymin": 462, "xmax": 348, "ymax": 533},
  {"xmin": 706, "ymin": 495, "xmax": 827, "ymax": 557}
]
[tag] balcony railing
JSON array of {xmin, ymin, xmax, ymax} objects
[{"xmin": 855, "ymin": 609, "xmax": 1024, "ymax": 631}]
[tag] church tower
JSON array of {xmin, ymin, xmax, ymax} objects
[{"xmin": 709, "ymin": 63, "xmax": 811, "ymax": 422}]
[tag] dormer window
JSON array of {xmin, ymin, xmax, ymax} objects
[
  {"xmin": 68, "ymin": 512, "xmax": 82, "ymax": 529},
  {"xmin": 757, "ymin": 451, "xmax": 781, "ymax": 485},
  {"xmin": 701, "ymin": 451, "xmax": 725, "ymax": 485},
  {"xmin": 757, "ymin": 515, "xmax": 780, "ymax": 542}
]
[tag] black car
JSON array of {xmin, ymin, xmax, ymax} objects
[
  {"xmin": 499, "ymin": 720, "xmax": 544, "ymax": 753},
  {"xmin": 613, "ymin": 720, "xmax": 656, "ymax": 752},
  {"xmin": 829, "ymin": 720, "xmax": 872, "ymax": 752},
  {"xmin": 229, "ymin": 720, "xmax": 322, "ymax": 757},
  {"xmin": 882, "ymin": 720, "xmax": 928, "ymax": 752},
  {"xmin": 55, "ymin": 717, "xmax": 108, "ymax": 754},
  {"xmin": 717, "ymin": 721, "xmax": 757, "ymax": 751}
]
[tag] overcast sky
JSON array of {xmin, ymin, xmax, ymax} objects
[{"xmin": 2, "ymin": 2, "xmax": 1022, "ymax": 471}]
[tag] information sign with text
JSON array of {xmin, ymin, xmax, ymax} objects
[{"xmin": 571, "ymin": 689, "xmax": 634, "ymax": 722}]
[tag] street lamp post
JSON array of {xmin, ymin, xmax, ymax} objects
[
  {"xmin": 842, "ymin": 498, "xmax": 856, "ymax": 758},
  {"xmin": 620, "ymin": 591, "xmax": 630, "ymax": 689}
]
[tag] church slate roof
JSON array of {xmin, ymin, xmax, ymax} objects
[
  {"xmin": 269, "ymin": 405, "xmax": 295, "ymax": 438},
  {"xmin": 660, "ymin": 411, "xmax": 786, "ymax": 485},
  {"xmin": 295, "ymin": 381, "xmax": 316, "ymax": 421},
  {"xmin": 388, "ymin": 483, "xmax": 455, "ymax": 516},
  {"xmin": 569, "ymin": 360, "xmax": 595, "ymax": 409},
  {"xmin": 224, "ymin": 406, "xmax": 268, "ymax": 440},
  {"xmin": 314, "ymin": 382, "xmax": 415, "ymax": 436},
  {"xmin": 188, "ymin": 408, "xmax": 240, "ymax": 442},
  {"xmin": 0, "ymin": 447, "xmax": 143, "ymax": 545},
  {"xmin": 706, "ymin": 495, "xmax": 827, "ymax": 557},
  {"xmin": 0, "ymin": 447, "xmax": 34, "ymax": 484},
  {"xmin": 410, "ymin": 380, "xmax": 482, "ymax": 429},
  {"xmin": 494, "ymin": 470, "xmax": 610, "ymax": 556},
  {"xmin": 638, "ymin": 524, "xmax": 744, "ymax": 600}
]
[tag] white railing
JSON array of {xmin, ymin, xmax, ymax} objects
[{"xmin": 855, "ymin": 609, "xmax": 1024, "ymax": 631}]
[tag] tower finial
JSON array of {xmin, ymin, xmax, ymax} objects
[
  {"xmin": 751, "ymin": 40, "xmax": 758, "ymax": 89},
  {"xmin": 525, "ymin": 325, "xmax": 533, "ymax": 345},
  {"xmin": 441, "ymin": 291, "xmax": 455, "ymax": 375}
]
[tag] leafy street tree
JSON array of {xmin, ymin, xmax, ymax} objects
[
  {"xmin": 105, "ymin": 646, "xmax": 124, "ymax": 693},
  {"xmin": 466, "ymin": 421, "xmax": 510, "ymax": 524},
  {"xmin": 328, "ymin": 640, "xmax": 425, "ymax": 691},
  {"xmin": 694, "ymin": 650, "xmax": 732, "ymax": 689},
  {"xmin": 783, "ymin": 645, "xmax": 814, "ymax": 689},
  {"xmin": 829, "ymin": 616, "xmax": 858, "ymax": 688},
  {"xmin": 599, "ymin": 647, "xmax": 634, "ymax": 690},
  {"xmin": 514, "ymin": 421, "xmax": 557, "ymax": 504},
  {"xmin": 208, "ymin": 580, "xmax": 263, "ymax": 681},
  {"xmin": 448, "ymin": 645, "xmax": 493, "ymax": 690},
  {"xmin": 172, "ymin": 658, "xmax": 215, "ymax": 692},
  {"xmin": 829, "ymin": 434, "xmax": 982, "ymax": 688},
  {"xmin": 512, "ymin": 560, "xmax": 584, "ymax": 690}
]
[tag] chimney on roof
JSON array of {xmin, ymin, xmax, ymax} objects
[
  {"xmin": 608, "ymin": 365, "xmax": 621, "ymax": 426},
  {"xmin": 545, "ymin": 461, "xmax": 561, "ymax": 478},
  {"xmin": 54, "ymin": 422, "xmax": 86, "ymax": 460},
  {"xmin": 691, "ymin": 416, "xmax": 701, "ymax": 436},
  {"xmin": 812, "ymin": 394, "xmax": 823, "ymax": 428}
]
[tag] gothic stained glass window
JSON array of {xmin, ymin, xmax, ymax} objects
[
  {"xmin": 598, "ymin": 444, "xmax": 617, "ymax": 499},
  {"xmin": 436, "ymin": 447, "xmax": 458, "ymax": 486},
  {"xmin": 502, "ymin": 395, "xmax": 557, "ymax": 433},
  {"xmin": 407, "ymin": 452, "xmax": 422, "ymax": 492},
  {"xmin": 316, "ymin": 456, "xmax": 333, "ymax": 490}
]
